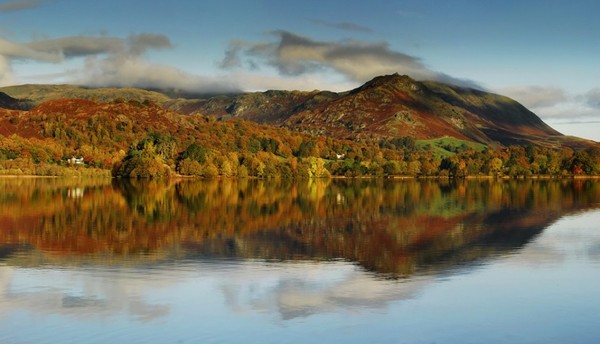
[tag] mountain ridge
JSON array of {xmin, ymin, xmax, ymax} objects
[
  {"xmin": 0, "ymin": 74, "xmax": 596, "ymax": 150},
  {"xmin": 281, "ymin": 73, "xmax": 564, "ymax": 145}
]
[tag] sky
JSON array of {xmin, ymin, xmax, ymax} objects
[{"xmin": 0, "ymin": 0, "xmax": 599, "ymax": 141}]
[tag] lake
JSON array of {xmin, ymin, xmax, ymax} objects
[{"xmin": 1, "ymin": 178, "xmax": 599, "ymax": 343}]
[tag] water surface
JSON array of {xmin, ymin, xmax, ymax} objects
[{"xmin": 1, "ymin": 178, "xmax": 599, "ymax": 343}]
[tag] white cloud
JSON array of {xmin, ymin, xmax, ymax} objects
[
  {"xmin": 495, "ymin": 85, "xmax": 600, "ymax": 127},
  {"xmin": 493, "ymin": 85, "xmax": 600, "ymax": 140},
  {"xmin": 3, "ymin": 29, "xmax": 484, "ymax": 94},
  {"xmin": 79, "ymin": 54, "xmax": 237, "ymax": 93},
  {"xmin": 219, "ymin": 45, "xmax": 243, "ymax": 69},
  {"xmin": 127, "ymin": 33, "xmax": 172, "ymax": 55},
  {"xmin": 584, "ymin": 88, "xmax": 600, "ymax": 109},
  {"xmin": 497, "ymin": 86, "xmax": 567, "ymax": 109},
  {"xmin": 0, "ymin": 33, "xmax": 240, "ymax": 93},
  {"xmin": 0, "ymin": 37, "xmax": 61, "ymax": 61},
  {"xmin": 0, "ymin": 55, "xmax": 14, "ymax": 86},
  {"xmin": 26, "ymin": 36, "xmax": 124, "ymax": 58},
  {"xmin": 230, "ymin": 71, "xmax": 355, "ymax": 92},
  {"xmin": 221, "ymin": 31, "xmax": 480, "ymax": 88}
]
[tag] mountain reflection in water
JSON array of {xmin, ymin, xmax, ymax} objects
[{"xmin": 1, "ymin": 178, "xmax": 598, "ymax": 277}]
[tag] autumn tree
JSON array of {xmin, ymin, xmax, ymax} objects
[{"xmin": 114, "ymin": 133, "xmax": 175, "ymax": 178}]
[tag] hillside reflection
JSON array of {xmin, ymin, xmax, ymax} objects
[{"xmin": 0, "ymin": 178, "xmax": 599, "ymax": 276}]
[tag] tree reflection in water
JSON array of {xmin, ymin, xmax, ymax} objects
[{"xmin": 0, "ymin": 177, "xmax": 599, "ymax": 276}]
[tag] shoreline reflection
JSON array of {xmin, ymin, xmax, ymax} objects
[
  {"xmin": 0, "ymin": 178, "xmax": 598, "ymax": 277},
  {"xmin": 1, "ymin": 178, "xmax": 600, "ymax": 342}
]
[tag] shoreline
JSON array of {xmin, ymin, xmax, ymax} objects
[
  {"xmin": 1, "ymin": 174, "xmax": 600, "ymax": 180},
  {"xmin": 0, "ymin": 175, "xmax": 110, "ymax": 179}
]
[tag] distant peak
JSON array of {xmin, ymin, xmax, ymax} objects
[
  {"xmin": 368, "ymin": 73, "xmax": 413, "ymax": 83},
  {"xmin": 353, "ymin": 73, "xmax": 421, "ymax": 94}
]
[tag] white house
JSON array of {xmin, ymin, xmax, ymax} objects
[{"xmin": 67, "ymin": 156, "xmax": 84, "ymax": 165}]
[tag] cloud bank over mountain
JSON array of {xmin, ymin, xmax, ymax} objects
[
  {"xmin": 1, "ymin": 29, "xmax": 482, "ymax": 93},
  {"xmin": 0, "ymin": 33, "xmax": 238, "ymax": 93},
  {"xmin": 220, "ymin": 31, "xmax": 480, "ymax": 89},
  {"xmin": 498, "ymin": 85, "xmax": 600, "ymax": 125},
  {"xmin": 1, "ymin": 27, "xmax": 598, "ymax": 132}
]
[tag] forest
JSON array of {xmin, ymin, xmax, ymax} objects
[{"xmin": 0, "ymin": 98, "xmax": 598, "ymax": 178}]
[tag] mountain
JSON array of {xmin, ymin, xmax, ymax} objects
[
  {"xmin": 0, "ymin": 90, "xmax": 598, "ymax": 178},
  {"xmin": 1, "ymin": 74, "xmax": 596, "ymax": 150},
  {"xmin": 176, "ymin": 74, "xmax": 588, "ymax": 148},
  {"xmin": 168, "ymin": 89, "xmax": 341, "ymax": 124},
  {"xmin": 284, "ymin": 74, "xmax": 563, "ymax": 146}
]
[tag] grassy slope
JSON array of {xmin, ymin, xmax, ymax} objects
[
  {"xmin": 416, "ymin": 137, "xmax": 487, "ymax": 159},
  {"xmin": 0, "ymin": 84, "xmax": 172, "ymax": 105}
]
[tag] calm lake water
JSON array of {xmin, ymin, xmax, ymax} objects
[{"xmin": 1, "ymin": 178, "xmax": 599, "ymax": 343}]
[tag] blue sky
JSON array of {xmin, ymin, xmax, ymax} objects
[{"xmin": 1, "ymin": 0, "xmax": 599, "ymax": 141}]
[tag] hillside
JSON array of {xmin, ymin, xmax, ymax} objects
[
  {"xmin": 0, "ymin": 97, "xmax": 597, "ymax": 178},
  {"xmin": 0, "ymin": 75, "xmax": 598, "ymax": 178},
  {"xmin": 168, "ymin": 89, "xmax": 341, "ymax": 124},
  {"xmin": 0, "ymin": 98, "xmax": 397, "ymax": 178},
  {"xmin": 0, "ymin": 92, "xmax": 34, "ymax": 110},
  {"xmin": 0, "ymin": 84, "xmax": 171, "ymax": 106},
  {"xmin": 284, "ymin": 74, "xmax": 563, "ymax": 146},
  {"xmin": 177, "ymin": 74, "xmax": 590, "ymax": 149},
  {"xmin": 1, "ymin": 75, "xmax": 596, "ymax": 150}
]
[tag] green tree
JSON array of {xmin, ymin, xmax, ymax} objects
[
  {"xmin": 180, "ymin": 142, "xmax": 208, "ymax": 164},
  {"xmin": 114, "ymin": 133, "xmax": 174, "ymax": 178}
]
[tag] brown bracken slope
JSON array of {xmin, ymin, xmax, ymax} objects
[
  {"xmin": 1, "ymin": 74, "xmax": 597, "ymax": 149},
  {"xmin": 172, "ymin": 74, "xmax": 593, "ymax": 149}
]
